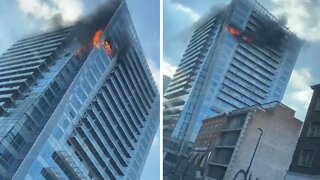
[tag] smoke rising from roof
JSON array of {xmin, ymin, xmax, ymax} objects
[
  {"xmin": 242, "ymin": 15, "xmax": 288, "ymax": 48},
  {"xmin": 18, "ymin": 0, "xmax": 121, "ymax": 32},
  {"xmin": 71, "ymin": 0, "xmax": 131, "ymax": 61},
  {"xmin": 72, "ymin": 0, "xmax": 121, "ymax": 45},
  {"xmin": 17, "ymin": 0, "xmax": 130, "ymax": 61},
  {"xmin": 271, "ymin": 0, "xmax": 320, "ymax": 41},
  {"xmin": 18, "ymin": 0, "xmax": 124, "ymax": 47}
]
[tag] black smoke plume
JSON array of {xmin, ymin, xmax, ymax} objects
[
  {"xmin": 72, "ymin": 0, "xmax": 121, "ymax": 45},
  {"xmin": 242, "ymin": 15, "xmax": 288, "ymax": 49}
]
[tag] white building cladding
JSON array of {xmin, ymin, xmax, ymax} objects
[
  {"xmin": 0, "ymin": 1, "xmax": 159, "ymax": 180},
  {"xmin": 163, "ymin": 0, "xmax": 301, "ymax": 156}
]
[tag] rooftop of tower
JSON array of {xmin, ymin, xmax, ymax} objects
[{"xmin": 195, "ymin": 0, "xmax": 295, "ymax": 37}]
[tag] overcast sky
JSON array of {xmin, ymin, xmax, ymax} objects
[
  {"xmin": 0, "ymin": 0, "xmax": 159, "ymax": 179},
  {"xmin": 163, "ymin": 0, "xmax": 320, "ymax": 121}
]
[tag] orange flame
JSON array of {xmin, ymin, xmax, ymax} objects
[
  {"xmin": 227, "ymin": 26, "xmax": 241, "ymax": 36},
  {"xmin": 92, "ymin": 29, "xmax": 112, "ymax": 57},
  {"xmin": 93, "ymin": 29, "xmax": 103, "ymax": 49},
  {"xmin": 103, "ymin": 41, "xmax": 112, "ymax": 57}
]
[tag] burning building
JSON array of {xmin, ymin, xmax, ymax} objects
[
  {"xmin": 0, "ymin": 1, "xmax": 159, "ymax": 179},
  {"xmin": 163, "ymin": 0, "xmax": 302, "ymax": 178}
]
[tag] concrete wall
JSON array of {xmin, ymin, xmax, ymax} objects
[{"xmin": 224, "ymin": 104, "xmax": 302, "ymax": 180}]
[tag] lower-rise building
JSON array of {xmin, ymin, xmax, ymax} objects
[
  {"xmin": 285, "ymin": 84, "xmax": 320, "ymax": 180},
  {"xmin": 175, "ymin": 102, "xmax": 302, "ymax": 180}
]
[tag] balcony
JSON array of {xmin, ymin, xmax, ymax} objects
[
  {"xmin": 164, "ymin": 88, "xmax": 189, "ymax": 99},
  {"xmin": 164, "ymin": 97, "xmax": 185, "ymax": 107},
  {"xmin": 163, "ymin": 105, "xmax": 184, "ymax": 115},
  {"xmin": 52, "ymin": 151, "xmax": 87, "ymax": 180},
  {"xmin": 0, "ymin": 94, "xmax": 14, "ymax": 109},
  {"xmin": 0, "ymin": 102, "xmax": 6, "ymax": 115},
  {"xmin": 209, "ymin": 148, "xmax": 234, "ymax": 166}
]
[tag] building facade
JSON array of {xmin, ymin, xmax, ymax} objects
[
  {"xmin": 285, "ymin": 84, "xmax": 320, "ymax": 180},
  {"xmin": 181, "ymin": 102, "xmax": 301, "ymax": 180},
  {"xmin": 163, "ymin": 75, "xmax": 172, "ymax": 92},
  {"xmin": 163, "ymin": 0, "xmax": 302, "ymax": 161},
  {"xmin": 0, "ymin": 1, "xmax": 159, "ymax": 180},
  {"xmin": 169, "ymin": 116, "xmax": 227, "ymax": 180}
]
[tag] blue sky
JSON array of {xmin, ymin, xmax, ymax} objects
[
  {"xmin": 126, "ymin": 1, "xmax": 160, "ymax": 179},
  {"xmin": 163, "ymin": 0, "xmax": 320, "ymax": 121},
  {"xmin": 0, "ymin": 0, "xmax": 159, "ymax": 179}
]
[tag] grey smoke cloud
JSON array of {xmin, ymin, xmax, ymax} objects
[
  {"xmin": 18, "ymin": 0, "xmax": 84, "ymax": 28},
  {"xmin": 17, "ymin": 0, "xmax": 118, "ymax": 30},
  {"xmin": 72, "ymin": 0, "xmax": 120, "ymax": 44},
  {"xmin": 17, "ymin": 0, "xmax": 122, "ymax": 46},
  {"xmin": 272, "ymin": 0, "xmax": 320, "ymax": 41}
]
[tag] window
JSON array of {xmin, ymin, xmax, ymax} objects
[
  {"xmin": 51, "ymin": 81, "xmax": 62, "ymax": 94},
  {"xmin": 1, "ymin": 150, "xmax": 13, "ymax": 164},
  {"xmin": 58, "ymin": 74, "xmax": 66, "ymax": 86},
  {"xmin": 132, "ymin": 161, "xmax": 140, "ymax": 171},
  {"xmin": 38, "ymin": 97, "xmax": 49, "ymax": 112},
  {"xmin": 279, "ymin": 75, "xmax": 287, "ymax": 83},
  {"xmin": 314, "ymin": 98, "xmax": 320, "ymax": 111},
  {"xmin": 81, "ymin": 78, "xmax": 92, "ymax": 95},
  {"xmin": 307, "ymin": 122, "xmax": 320, "ymax": 137},
  {"xmin": 237, "ymin": 2, "xmax": 249, "ymax": 12},
  {"xmin": 63, "ymin": 66, "xmax": 71, "ymax": 76},
  {"xmin": 231, "ymin": 13, "xmax": 245, "ymax": 24},
  {"xmin": 91, "ymin": 63, "xmax": 102, "ymax": 78},
  {"xmin": 61, "ymin": 118, "xmax": 70, "ymax": 129},
  {"xmin": 41, "ymin": 168, "xmax": 57, "ymax": 180},
  {"xmin": 45, "ymin": 89, "xmax": 55, "ymax": 102},
  {"xmin": 75, "ymin": 151, "xmax": 83, "ymax": 162},
  {"xmin": 51, "ymin": 152, "xmax": 79, "ymax": 180},
  {"xmin": 86, "ymin": 70, "xmax": 97, "ymax": 87},
  {"xmin": 96, "ymin": 56, "xmax": 106, "ymax": 72},
  {"xmin": 31, "ymin": 107, "xmax": 43, "ymax": 123},
  {"xmin": 70, "ymin": 96, "xmax": 81, "ymax": 111},
  {"xmin": 11, "ymin": 134, "xmax": 25, "ymax": 151},
  {"xmin": 53, "ymin": 127, "xmax": 63, "ymax": 140},
  {"xmin": 24, "ymin": 117, "xmax": 37, "ymax": 133},
  {"xmin": 68, "ymin": 105, "xmax": 76, "ymax": 119},
  {"xmin": 88, "ymin": 171, "xmax": 94, "ymax": 179},
  {"xmin": 298, "ymin": 150, "xmax": 314, "ymax": 167},
  {"xmin": 75, "ymin": 87, "xmax": 87, "ymax": 103}
]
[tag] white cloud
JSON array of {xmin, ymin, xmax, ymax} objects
[
  {"xmin": 52, "ymin": 0, "xmax": 84, "ymax": 23},
  {"xmin": 18, "ymin": 0, "xmax": 54, "ymax": 20},
  {"xmin": 283, "ymin": 68, "xmax": 313, "ymax": 120},
  {"xmin": 147, "ymin": 58, "xmax": 160, "ymax": 89},
  {"xmin": 271, "ymin": 0, "xmax": 320, "ymax": 41},
  {"xmin": 173, "ymin": 3, "xmax": 200, "ymax": 22},
  {"xmin": 18, "ymin": 0, "xmax": 84, "ymax": 28},
  {"xmin": 163, "ymin": 57, "xmax": 177, "ymax": 78}
]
